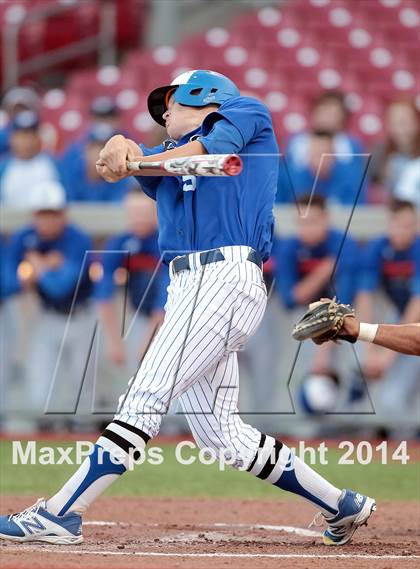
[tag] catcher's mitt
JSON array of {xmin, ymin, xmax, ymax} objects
[{"xmin": 292, "ymin": 297, "xmax": 356, "ymax": 345}]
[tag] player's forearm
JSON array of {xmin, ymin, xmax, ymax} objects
[
  {"xmin": 97, "ymin": 301, "xmax": 123, "ymax": 344},
  {"xmin": 293, "ymin": 259, "xmax": 335, "ymax": 304},
  {"xmin": 355, "ymin": 291, "xmax": 374, "ymax": 325},
  {"xmin": 345, "ymin": 315, "xmax": 420, "ymax": 355},
  {"xmin": 138, "ymin": 310, "xmax": 164, "ymax": 360},
  {"xmin": 97, "ymin": 137, "xmax": 207, "ymax": 180},
  {"xmin": 373, "ymin": 323, "xmax": 420, "ymax": 355},
  {"xmin": 141, "ymin": 140, "xmax": 206, "ymax": 163},
  {"xmin": 131, "ymin": 140, "xmax": 207, "ymax": 177}
]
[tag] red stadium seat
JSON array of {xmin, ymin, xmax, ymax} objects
[
  {"xmin": 9, "ymin": 0, "xmax": 416, "ymax": 160},
  {"xmin": 40, "ymin": 92, "xmax": 89, "ymax": 152},
  {"xmin": 348, "ymin": 94, "xmax": 386, "ymax": 145}
]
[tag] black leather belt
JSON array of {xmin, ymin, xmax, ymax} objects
[{"xmin": 172, "ymin": 248, "xmax": 262, "ymax": 274}]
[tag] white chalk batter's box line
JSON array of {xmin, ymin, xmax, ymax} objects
[
  {"xmin": 3, "ymin": 546, "xmax": 419, "ymax": 560},
  {"xmin": 3, "ymin": 523, "xmax": 418, "ymax": 560},
  {"xmin": 84, "ymin": 520, "xmax": 321, "ymax": 538}
]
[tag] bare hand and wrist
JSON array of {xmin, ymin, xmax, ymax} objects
[{"xmin": 96, "ymin": 135, "xmax": 142, "ymax": 182}]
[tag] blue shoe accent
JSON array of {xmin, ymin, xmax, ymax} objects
[
  {"xmin": 321, "ymin": 489, "xmax": 376, "ymax": 546},
  {"xmin": 274, "ymin": 452, "xmax": 338, "ymax": 515},
  {"xmin": 0, "ymin": 516, "xmax": 25, "ymax": 537},
  {"xmin": 0, "ymin": 499, "xmax": 83, "ymax": 544}
]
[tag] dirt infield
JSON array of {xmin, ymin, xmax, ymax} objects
[{"xmin": 1, "ymin": 496, "xmax": 419, "ymax": 569}]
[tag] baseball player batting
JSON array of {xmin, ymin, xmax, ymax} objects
[{"xmin": 0, "ymin": 70, "xmax": 375, "ymax": 546}]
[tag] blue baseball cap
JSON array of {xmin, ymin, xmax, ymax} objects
[
  {"xmin": 11, "ymin": 110, "xmax": 39, "ymax": 131},
  {"xmin": 87, "ymin": 122, "xmax": 119, "ymax": 144}
]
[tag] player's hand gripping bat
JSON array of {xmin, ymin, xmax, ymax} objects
[{"xmin": 126, "ymin": 154, "xmax": 243, "ymax": 177}]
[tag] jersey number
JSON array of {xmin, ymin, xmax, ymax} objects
[{"xmin": 182, "ymin": 175, "xmax": 196, "ymax": 192}]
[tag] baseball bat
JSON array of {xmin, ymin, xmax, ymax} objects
[{"xmin": 126, "ymin": 154, "xmax": 243, "ymax": 177}]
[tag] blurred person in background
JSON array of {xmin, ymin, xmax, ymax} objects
[
  {"xmin": 238, "ymin": 256, "xmax": 283, "ymax": 428},
  {"xmin": 277, "ymin": 92, "xmax": 368, "ymax": 205},
  {"xmin": 7, "ymin": 180, "xmax": 94, "ymax": 429},
  {"xmin": 0, "ymin": 111, "xmax": 61, "ymax": 208},
  {"xmin": 273, "ymin": 194, "xmax": 360, "ymax": 413},
  {"xmin": 60, "ymin": 122, "xmax": 133, "ymax": 202},
  {"xmin": 354, "ymin": 199, "xmax": 420, "ymax": 424},
  {"xmin": 95, "ymin": 191, "xmax": 168, "ymax": 376},
  {"xmin": 370, "ymin": 101, "xmax": 420, "ymax": 204},
  {"xmin": 274, "ymin": 194, "xmax": 359, "ymax": 310},
  {"xmin": 0, "ymin": 235, "xmax": 19, "ymax": 428},
  {"xmin": 61, "ymin": 96, "xmax": 123, "ymax": 164},
  {"xmin": 393, "ymin": 156, "xmax": 420, "ymax": 207},
  {"xmin": 89, "ymin": 96, "xmax": 122, "ymax": 131},
  {"xmin": 0, "ymin": 86, "xmax": 41, "ymax": 157}
]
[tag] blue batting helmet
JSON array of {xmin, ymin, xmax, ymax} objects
[{"xmin": 148, "ymin": 69, "xmax": 240, "ymax": 126}]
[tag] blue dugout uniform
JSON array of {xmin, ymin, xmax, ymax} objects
[
  {"xmin": 136, "ymin": 96, "xmax": 279, "ymax": 264},
  {"xmin": 59, "ymin": 151, "xmax": 132, "ymax": 202},
  {"xmin": 8, "ymin": 224, "xmax": 93, "ymax": 313},
  {"xmin": 0, "ymin": 235, "xmax": 18, "ymax": 300},
  {"xmin": 358, "ymin": 236, "xmax": 420, "ymax": 314},
  {"xmin": 0, "ymin": 124, "xmax": 11, "ymax": 156},
  {"xmin": 94, "ymin": 232, "xmax": 169, "ymax": 314},
  {"xmin": 273, "ymin": 229, "xmax": 359, "ymax": 308},
  {"xmin": 276, "ymin": 133, "xmax": 368, "ymax": 205}
]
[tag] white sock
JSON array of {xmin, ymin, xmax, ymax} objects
[{"xmin": 47, "ymin": 420, "xmax": 149, "ymax": 516}]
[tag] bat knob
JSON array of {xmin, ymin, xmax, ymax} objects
[{"xmin": 223, "ymin": 155, "xmax": 243, "ymax": 176}]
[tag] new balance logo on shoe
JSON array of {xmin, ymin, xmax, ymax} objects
[
  {"xmin": 354, "ymin": 493, "xmax": 364, "ymax": 506},
  {"xmin": 21, "ymin": 517, "xmax": 46, "ymax": 534}
]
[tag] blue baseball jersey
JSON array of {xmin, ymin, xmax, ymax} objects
[
  {"xmin": 273, "ymin": 229, "xmax": 359, "ymax": 308},
  {"xmin": 0, "ymin": 235, "xmax": 19, "ymax": 300},
  {"xmin": 358, "ymin": 236, "xmax": 420, "ymax": 313},
  {"xmin": 94, "ymin": 232, "xmax": 169, "ymax": 314},
  {"xmin": 136, "ymin": 96, "xmax": 279, "ymax": 263},
  {"xmin": 0, "ymin": 124, "xmax": 11, "ymax": 156},
  {"xmin": 8, "ymin": 224, "xmax": 93, "ymax": 313}
]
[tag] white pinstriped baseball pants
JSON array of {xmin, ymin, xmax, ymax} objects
[{"xmin": 114, "ymin": 246, "xmax": 267, "ymax": 469}]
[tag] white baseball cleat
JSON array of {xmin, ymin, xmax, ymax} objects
[
  {"xmin": 0, "ymin": 498, "xmax": 83, "ymax": 544},
  {"xmin": 315, "ymin": 489, "xmax": 376, "ymax": 546}
]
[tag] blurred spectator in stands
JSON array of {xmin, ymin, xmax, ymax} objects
[
  {"xmin": 238, "ymin": 256, "xmax": 284, "ymax": 427},
  {"xmin": 277, "ymin": 92, "xmax": 368, "ymax": 205},
  {"xmin": 393, "ymin": 157, "xmax": 420, "ymax": 207},
  {"xmin": 61, "ymin": 96, "xmax": 122, "ymax": 163},
  {"xmin": 370, "ymin": 101, "xmax": 420, "ymax": 203},
  {"xmin": 90, "ymin": 96, "xmax": 121, "ymax": 130},
  {"xmin": 355, "ymin": 199, "xmax": 420, "ymax": 421},
  {"xmin": 60, "ymin": 122, "xmax": 133, "ymax": 202},
  {"xmin": 0, "ymin": 234, "xmax": 19, "ymax": 427},
  {"xmin": 0, "ymin": 111, "xmax": 61, "ymax": 208},
  {"xmin": 95, "ymin": 191, "xmax": 168, "ymax": 376},
  {"xmin": 7, "ymin": 180, "xmax": 94, "ymax": 428},
  {"xmin": 0, "ymin": 86, "xmax": 40, "ymax": 156},
  {"xmin": 273, "ymin": 194, "xmax": 359, "ymax": 309},
  {"xmin": 0, "ymin": 235, "xmax": 18, "ymax": 299},
  {"xmin": 273, "ymin": 194, "xmax": 360, "ymax": 396}
]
